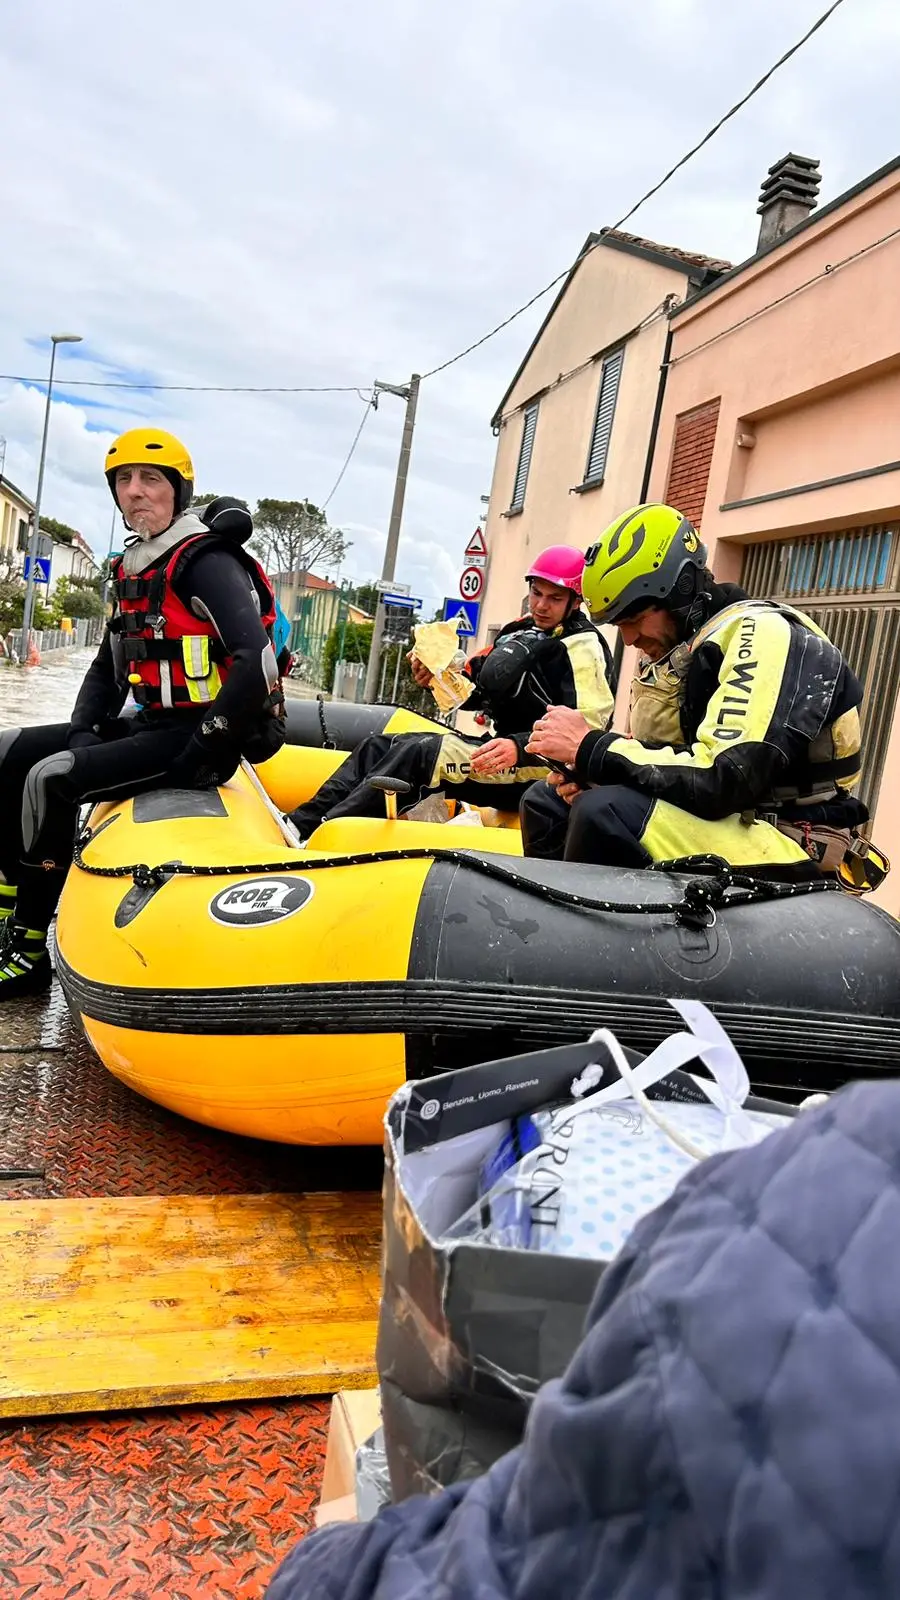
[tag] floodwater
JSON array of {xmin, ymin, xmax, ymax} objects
[
  {"xmin": 0, "ymin": 647, "xmax": 94, "ymax": 731},
  {"xmin": 0, "ymin": 648, "xmax": 97, "ymax": 1059}
]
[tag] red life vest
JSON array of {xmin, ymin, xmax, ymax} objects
[{"xmin": 111, "ymin": 531, "xmax": 278, "ymax": 712}]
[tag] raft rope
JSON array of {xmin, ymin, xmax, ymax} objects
[
  {"xmin": 316, "ymin": 694, "xmax": 338, "ymax": 750},
  {"xmin": 70, "ymin": 832, "xmax": 837, "ymax": 931}
]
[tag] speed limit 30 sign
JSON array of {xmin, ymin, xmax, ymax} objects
[{"xmin": 459, "ymin": 565, "xmax": 484, "ymax": 601}]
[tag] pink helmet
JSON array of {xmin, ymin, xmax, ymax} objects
[{"xmin": 525, "ymin": 544, "xmax": 585, "ymax": 598}]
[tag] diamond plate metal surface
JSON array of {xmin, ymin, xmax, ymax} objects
[
  {"xmin": 0, "ymin": 977, "xmax": 384, "ymax": 1200},
  {"xmin": 0, "ymin": 1398, "xmax": 329, "ymax": 1599}
]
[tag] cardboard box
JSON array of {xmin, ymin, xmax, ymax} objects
[
  {"xmin": 315, "ymin": 1388, "xmax": 382, "ymax": 1528},
  {"xmin": 377, "ymin": 1038, "xmax": 795, "ymax": 1501}
]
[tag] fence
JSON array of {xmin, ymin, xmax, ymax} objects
[
  {"xmin": 742, "ymin": 523, "xmax": 900, "ymax": 815},
  {"xmin": 333, "ymin": 660, "xmax": 366, "ymax": 702},
  {"xmin": 5, "ymin": 616, "xmax": 103, "ymax": 661}
]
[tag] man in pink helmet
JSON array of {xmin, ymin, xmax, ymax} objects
[{"xmin": 287, "ymin": 545, "xmax": 615, "ymax": 836}]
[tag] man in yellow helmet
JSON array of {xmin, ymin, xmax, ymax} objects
[
  {"xmin": 0, "ymin": 427, "xmax": 285, "ymax": 998},
  {"xmin": 522, "ymin": 503, "xmax": 878, "ymax": 886}
]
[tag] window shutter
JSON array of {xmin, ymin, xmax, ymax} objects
[
  {"xmin": 510, "ymin": 404, "xmax": 539, "ymax": 511},
  {"xmin": 584, "ymin": 348, "xmax": 624, "ymax": 484}
]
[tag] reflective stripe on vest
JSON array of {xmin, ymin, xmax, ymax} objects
[
  {"xmin": 182, "ymin": 634, "xmax": 223, "ymax": 703},
  {"xmin": 628, "ymin": 599, "xmax": 858, "ymax": 802}
]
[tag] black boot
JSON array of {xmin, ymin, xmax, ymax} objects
[{"xmin": 0, "ymin": 920, "xmax": 52, "ymax": 998}]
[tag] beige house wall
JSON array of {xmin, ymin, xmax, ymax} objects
[
  {"xmin": 477, "ymin": 242, "xmax": 709, "ymax": 645},
  {"xmin": 0, "ymin": 484, "xmax": 32, "ymax": 568}
]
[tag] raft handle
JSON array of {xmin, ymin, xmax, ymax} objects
[{"xmin": 367, "ymin": 775, "xmax": 413, "ymax": 822}]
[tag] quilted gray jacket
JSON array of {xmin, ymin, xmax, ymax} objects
[{"xmin": 268, "ymin": 1081, "xmax": 900, "ymax": 1599}]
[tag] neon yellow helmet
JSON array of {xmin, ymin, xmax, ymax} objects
[
  {"xmin": 582, "ymin": 504, "xmax": 707, "ymax": 623},
  {"xmin": 105, "ymin": 427, "xmax": 194, "ymax": 513}
]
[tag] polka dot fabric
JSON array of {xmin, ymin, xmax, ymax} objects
[{"xmin": 478, "ymin": 1101, "xmax": 789, "ymax": 1261}]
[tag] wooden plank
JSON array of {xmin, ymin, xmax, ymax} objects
[{"xmin": 0, "ymin": 1191, "xmax": 383, "ymax": 1417}]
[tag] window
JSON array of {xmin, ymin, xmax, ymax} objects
[
  {"xmin": 583, "ymin": 348, "xmax": 624, "ymax": 486},
  {"xmin": 742, "ymin": 525, "xmax": 900, "ymax": 814},
  {"xmin": 17, "ymin": 518, "xmax": 29, "ymax": 553},
  {"xmin": 509, "ymin": 403, "xmax": 539, "ymax": 513}
]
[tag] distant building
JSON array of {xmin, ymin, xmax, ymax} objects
[
  {"xmin": 49, "ymin": 527, "xmax": 100, "ymax": 593},
  {"xmin": 272, "ymin": 570, "xmax": 341, "ymax": 658},
  {"xmin": 0, "ymin": 477, "xmax": 98, "ymax": 594},
  {"xmin": 0, "ymin": 475, "xmax": 34, "ymax": 570}
]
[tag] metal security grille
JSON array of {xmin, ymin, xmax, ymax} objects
[
  {"xmin": 509, "ymin": 404, "xmax": 539, "ymax": 512},
  {"xmin": 742, "ymin": 525, "xmax": 900, "ymax": 813},
  {"xmin": 583, "ymin": 347, "xmax": 624, "ymax": 485}
]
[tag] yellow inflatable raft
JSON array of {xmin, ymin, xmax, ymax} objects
[
  {"xmin": 54, "ymin": 726, "xmax": 900, "ymax": 1144},
  {"xmin": 56, "ymin": 747, "xmax": 523, "ymax": 1145}
]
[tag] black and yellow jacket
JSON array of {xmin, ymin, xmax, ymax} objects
[
  {"xmin": 467, "ymin": 612, "xmax": 615, "ymax": 764},
  {"xmin": 574, "ymin": 584, "xmax": 864, "ymax": 822}
]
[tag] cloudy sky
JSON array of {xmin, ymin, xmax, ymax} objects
[{"xmin": 0, "ymin": 0, "xmax": 896, "ymax": 614}]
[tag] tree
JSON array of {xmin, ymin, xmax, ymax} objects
[
  {"xmin": 251, "ymin": 499, "xmax": 349, "ymax": 583},
  {"xmin": 0, "ymin": 559, "xmax": 52, "ymax": 632},
  {"xmin": 321, "ymin": 613, "xmax": 434, "ymax": 712},
  {"xmin": 191, "ymin": 492, "xmax": 249, "ymax": 510},
  {"xmin": 349, "ymin": 580, "xmax": 379, "ymax": 617},
  {"xmin": 322, "ymin": 619, "xmax": 372, "ymax": 693},
  {"xmin": 50, "ymin": 574, "xmax": 105, "ymax": 622}
]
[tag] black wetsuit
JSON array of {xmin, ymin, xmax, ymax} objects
[{"xmin": 0, "ymin": 544, "xmax": 283, "ymax": 933}]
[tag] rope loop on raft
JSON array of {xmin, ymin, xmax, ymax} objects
[
  {"xmin": 72, "ymin": 831, "xmax": 839, "ymax": 923},
  {"xmin": 317, "ymin": 694, "xmax": 337, "ymax": 750}
]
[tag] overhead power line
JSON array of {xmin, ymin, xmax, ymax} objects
[
  {"xmin": 419, "ymin": 0, "xmax": 847, "ymax": 380},
  {"xmin": 0, "ymin": 375, "xmax": 374, "ymax": 396},
  {"xmin": 322, "ymin": 395, "xmax": 377, "ymax": 511},
  {"xmin": 496, "ymin": 294, "xmax": 675, "ymax": 424},
  {"xmin": 668, "ymin": 220, "xmax": 900, "ymax": 366}
]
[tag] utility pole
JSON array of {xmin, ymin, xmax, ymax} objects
[
  {"xmin": 22, "ymin": 333, "xmax": 82, "ymax": 648},
  {"xmin": 364, "ymin": 374, "xmax": 420, "ymax": 703}
]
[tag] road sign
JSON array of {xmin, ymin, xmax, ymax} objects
[
  {"xmin": 465, "ymin": 527, "xmax": 488, "ymax": 559},
  {"xmin": 443, "ymin": 597, "xmax": 481, "ymax": 636},
  {"xmin": 383, "ymin": 594, "xmax": 422, "ymax": 609},
  {"xmin": 23, "ymin": 556, "xmax": 51, "ymax": 584},
  {"xmin": 459, "ymin": 566, "xmax": 484, "ymax": 601},
  {"xmin": 376, "ymin": 578, "xmax": 410, "ymax": 595},
  {"xmin": 466, "ymin": 553, "xmax": 486, "ymax": 568}
]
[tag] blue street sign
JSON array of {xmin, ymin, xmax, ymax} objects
[
  {"xmin": 383, "ymin": 593, "xmax": 422, "ymax": 609},
  {"xmin": 443, "ymin": 597, "xmax": 480, "ymax": 636},
  {"xmin": 23, "ymin": 556, "xmax": 51, "ymax": 584}
]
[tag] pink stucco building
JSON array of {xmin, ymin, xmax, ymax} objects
[{"xmin": 648, "ymin": 152, "xmax": 900, "ymax": 911}]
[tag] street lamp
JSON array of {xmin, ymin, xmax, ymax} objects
[{"xmin": 21, "ymin": 332, "xmax": 83, "ymax": 649}]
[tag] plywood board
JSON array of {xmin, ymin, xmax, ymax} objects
[{"xmin": 0, "ymin": 1191, "xmax": 383, "ymax": 1417}]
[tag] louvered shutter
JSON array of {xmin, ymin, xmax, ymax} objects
[
  {"xmin": 584, "ymin": 349, "xmax": 624, "ymax": 484},
  {"xmin": 510, "ymin": 404, "xmax": 539, "ymax": 511}
]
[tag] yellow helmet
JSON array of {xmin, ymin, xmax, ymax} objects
[
  {"xmin": 583, "ymin": 504, "xmax": 707, "ymax": 624},
  {"xmin": 105, "ymin": 427, "xmax": 194, "ymax": 513}
]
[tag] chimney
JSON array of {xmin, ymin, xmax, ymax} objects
[{"xmin": 756, "ymin": 153, "xmax": 821, "ymax": 250}]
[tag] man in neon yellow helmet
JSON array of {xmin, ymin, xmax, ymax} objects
[{"xmin": 523, "ymin": 503, "xmax": 883, "ymax": 888}]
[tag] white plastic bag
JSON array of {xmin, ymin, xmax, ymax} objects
[
  {"xmin": 445, "ymin": 804, "xmax": 485, "ymax": 828},
  {"xmin": 445, "ymin": 1001, "xmax": 790, "ymax": 1261}
]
